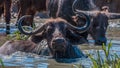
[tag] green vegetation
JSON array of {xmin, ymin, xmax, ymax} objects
[
  {"xmin": 89, "ymin": 42, "xmax": 120, "ymax": 68},
  {"xmin": 7, "ymin": 25, "xmax": 37, "ymax": 40},
  {"xmin": 7, "ymin": 25, "xmax": 36, "ymax": 40},
  {"xmin": 73, "ymin": 41, "xmax": 120, "ymax": 68},
  {"xmin": 7, "ymin": 30, "xmax": 29, "ymax": 40},
  {"xmin": 0, "ymin": 58, "xmax": 4, "ymax": 68}
]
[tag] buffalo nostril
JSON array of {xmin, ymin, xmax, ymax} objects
[
  {"xmin": 52, "ymin": 39, "xmax": 65, "ymax": 50},
  {"xmin": 52, "ymin": 44, "xmax": 65, "ymax": 50},
  {"xmin": 53, "ymin": 39, "xmax": 65, "ymax": 43},
  {"xmin": 95, "ymin": 37, "xmax": 107, "ymax": 45}
]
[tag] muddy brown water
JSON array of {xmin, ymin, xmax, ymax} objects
[{"xmin": 0, "ymin": 19, "xmax": 120, "ymax": 68}]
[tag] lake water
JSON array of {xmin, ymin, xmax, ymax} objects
[{"xmin": 0, "ymin": 39, "xmax": 120, "ymax": 68}]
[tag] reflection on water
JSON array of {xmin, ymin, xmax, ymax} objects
[
  {"xmin": 0, "ymin": 52, "xmax": 49, "ymax": 68},
  {"xmin": 0, "ymin": 23, "xmax": 17, "ymax": 34},
  {"xmin": 0, "ymin": 27, "xmax": 17, "ymax": 34}
]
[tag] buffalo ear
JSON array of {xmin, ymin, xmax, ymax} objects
[{"xmin": 28, "ymin": 31, "xmax": 46, "ymax": 44}]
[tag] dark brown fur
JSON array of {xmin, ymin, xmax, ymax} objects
[
  {"xmin": 17, "ymin": 0, "xmax": 48, "ymax": 26},
  {"xmin": 0, "ymin": 0, "xmax": 11, "ymax": 34}
]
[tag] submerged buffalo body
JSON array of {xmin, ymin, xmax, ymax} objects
[
  {"xmin": 17, "ymin": 14, "xmax": 90, "ymax": 58},
  {"xmin": 0, "ymin": 40, "xmax": 36, "ymax": 55}
]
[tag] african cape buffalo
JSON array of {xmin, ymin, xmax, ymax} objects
[
  {"xmin": 75, "ymin": 7, "xmax": 120, "ymax": 45},
  {"xmin": 17, "ymin": 14, "xmax": 90, "ymax": 59}
]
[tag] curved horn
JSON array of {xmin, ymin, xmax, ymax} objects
[
  {"xmin": 72, "ymin": 0, "xmax": 98, "ymax": 17},
  {"xmin": 66, "ymin": 13, "xmax": 90, "ymax": 33},
  {"xmin": 76, "ymin": 9, "xmax": 99, "ymax": 17},
  {"xmin": 17, "ymin": 15, "xmax": 46, "ymax": 35},
  {"xmin": 76, "ymin": 10, "xmax": 120, "ymax": 18},
  {"xmin": 107, "ymin": 12, "xmax": 120, "ymax": 19},
  {"xmin": 72, "ymin": 0, "xmax": 78, "ymax": 13}
]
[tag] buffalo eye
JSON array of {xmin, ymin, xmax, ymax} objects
[
  {"xmin": 45, "ymin": 25, "xmax": 54, "ymax": 35},
  {"xmin": 47, "ymin": 26, "xmax": 53, "ymax": 32},
  {"xmin": 59, "ymin": 25, "xmax": 66, "ymax": 35}
]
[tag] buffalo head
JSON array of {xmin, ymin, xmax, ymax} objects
[
  {"xmin": 90, "ymin": 13, "xmax": 108, "ymax": 45},
  {"xmin": 74, "ymin": 10, "xmax": 109, "ymax": 45},
  {"xmin": 72, "ymin": 1, "xmax": 120, "ymax": 45},
  {"xmin": 74, "ymin": 9, "xmax": 120, "ymax": 45},
  {"xmin": 17, "ymin": 13, "xmax": 90, "ymax": 58}
]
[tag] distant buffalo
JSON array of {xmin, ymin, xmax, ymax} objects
[
  {"xmin": 75, "ymin": 6, "xmax": 120, "ymax": 45},
  {"xmin": 0, "ymin": 0, "xmax": 11, "ymax": 34},
  {"xmin": 16, "ymin": 0, "xmax": 48, "ymax": 26}
]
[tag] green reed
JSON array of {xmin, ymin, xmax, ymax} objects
[
  {"xmin": 0, "ymin": 58, "xmax": 4, "ymax": 68},
  {"xmin": 89, "ymin": 41, "xmax": 120, "ymax": 68},
  {"xmin": 7, "ymin": 30, "xmax": 29, "ymax": 40},
  {"xmin": 73, "ymin": 41, "xmax": 120, "ymax": 68}
]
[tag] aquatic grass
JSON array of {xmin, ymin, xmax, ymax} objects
[
  {"xmin": 7, "ymin": 30, "xmax": 29, "ymax": 40},
  {"xmin": 74, "ymin": 41, "xmax": 120, "ymax": 68},
  {"xmin": 101, "ymin": 42, "xmax": 111, "ymax": 65},
  {"xmin": 89, "ymin": 41, "xmax": 120, "ymax": 68},
  {"xmin": 0, "ymin": 58, "xmax": 4, "ymax": 68},
  {"xmin": 7, "ymin": 25, "xmax": 36, "ymax": 40}
]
